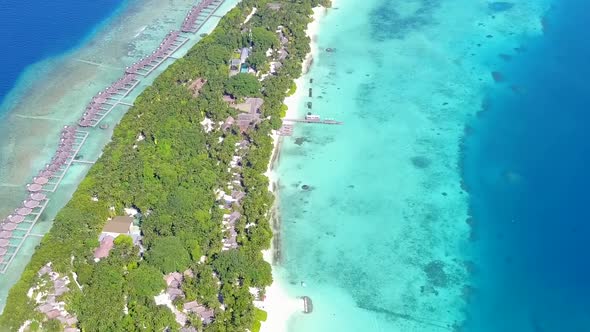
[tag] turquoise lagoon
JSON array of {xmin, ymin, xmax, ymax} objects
[{"xmin": 274, "ymin": 0, "xmax": 549, "ymax": 331}]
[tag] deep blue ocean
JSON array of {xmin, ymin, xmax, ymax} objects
[
  {"xmin": 463, "ymin": 0, "xmax": 590, "ymax": 331},
  {"xmin": 0, "ymin": 0, "xmax": 125, "ymax": 109}
]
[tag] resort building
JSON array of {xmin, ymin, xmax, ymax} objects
[
  {"xmin": 222, "ymin": 96, "xmax": 264, "ymax": 132},
  {"xmin": 267, "ymin": 3, "xmax": 282, "ymax": 10},
  {"xmin": 32, "ymin": 264, "xmax": 78, "ymax": 330},
  {"xmin": 222, "ymin": 211, "xmax": 240, "ymax": 251},
  {"xmin": 93, "ymin": 216, "xmax": 141, "ymax": 260},
  {"xmin": 229, "ymin": 47, "xmax": 251, "ymax": 76},
  {"xmin": 183, "ymin": 301, "xmax": 215, "ymax": 324},
  {"xmin": 221, "ymin": 116, "xmax": 235, "ymax": 132}
]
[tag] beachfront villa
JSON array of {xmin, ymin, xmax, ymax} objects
[
  {"xmin": 93, "ymin": 216, "xmax": 141, "ymax": 260},
  {"xmin": 222, "ymin": 96, "xmax": 264, "ymax": 133},
  {"xmin": 229, "ymin": 47, "xmax": 251, "ymax": 76},
  {"xmin": 29, "ymin": 264, "xmax": 78, "ymax": 331},
  {"xmin": 155, "ymin": 271, "xmax": 216, "ymax": 327}
]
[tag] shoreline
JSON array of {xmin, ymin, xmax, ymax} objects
[{"xmin": 260, "ymin": 5, "xmax": 328, "ymax": 332}]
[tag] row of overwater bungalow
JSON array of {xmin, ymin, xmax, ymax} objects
[{"xmin": 0, "ymin": 126, "xmax": 87, "ymax": 267}]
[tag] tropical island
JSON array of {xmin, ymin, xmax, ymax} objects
[{"xmin": 0, "ymin": 0, "xmax": 329, "ymax": 331}]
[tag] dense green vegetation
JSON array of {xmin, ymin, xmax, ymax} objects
[{"xmin": 0, "ymin": 0, "xmax": 330, "ymax": 331}]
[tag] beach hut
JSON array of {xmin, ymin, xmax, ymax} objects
[
  {"xmin": 28, "ymin": 183, "xmax": 43, "ymax": 192},
  {"xmin": 16, "ymin": 208, "xmax": 32, "ymax": 216},
  {"xmin": 10, "ymin": 215, "xmax": 25, "ymax": 223},
  {"xmin": 0, "ymin": 239, "xmax": 9, "ymax": 247},
  {"xmin": 2, "ymin": 223, "xmax": 17, "ymax": 231},
  {"xmin": 30, "ymin": 193, "xmax": 47, "ymax": 201},
  {"xmin": 34, "ymin": 177, "xmax": 49, "ymax": 185},
  {"xmin": 24, "ymin": 200, "xmax": 40, "ymax": 209},
  {"xmin": 0, "ymin": 247, "xmax": 7, "ymax": 256},
  {"xmin": 0, "ymin": 231, "xmax": 11, "ymax": 239}
]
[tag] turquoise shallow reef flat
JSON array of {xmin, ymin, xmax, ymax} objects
[{"xmin": 274, "ymin": 0, "xmax": 549, "ymax": 331}]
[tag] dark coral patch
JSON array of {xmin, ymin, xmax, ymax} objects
[
  {"xmin": 488, "ymin": 2, "xmax": 514, "ymax": 12},
  {"xmin": 411, "ymin": 156, "xmax": 432, "ymax": 169},
  {"xmin": 491, "ymin": 71, "xmax": 505, "ymax": 82},
  {"xmin": 424, "ymin": 260, "xmax": 449, "ymax": 287}
]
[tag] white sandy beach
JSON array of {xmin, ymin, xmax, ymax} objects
[{"xmin": 259, "ymin": 5, "xmax": 328, "ymax": 332}]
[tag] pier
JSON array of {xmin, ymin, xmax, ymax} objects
[
  {"xmin": 0, "ymin": 0, "xmax": 229, "ymax": 275},
  {"xmin": 283, "ymin": 118, "xmax": 343, "ymax": 125}
]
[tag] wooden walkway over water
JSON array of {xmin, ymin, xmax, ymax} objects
[{"xmin": 283, "ymin": 118, "xmax": 343, "ymax": 125}]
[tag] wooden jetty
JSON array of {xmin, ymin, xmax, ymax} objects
[{"xmin": 283, "ymin": 118, "xmax": 343, "ymax": 125}]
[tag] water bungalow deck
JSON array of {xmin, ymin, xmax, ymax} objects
[{"xmin": 181, "ymin": 0, "xmax": 225, "ymax": 33}]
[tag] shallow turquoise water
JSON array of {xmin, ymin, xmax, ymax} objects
[{"xmin": 275, "ymin": 1, "xmax": 549, "ymax": 330}]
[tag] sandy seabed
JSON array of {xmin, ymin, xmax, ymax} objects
[{"xmin": 259, "ymin": 6, "xmax": 329, "ymax": 332}]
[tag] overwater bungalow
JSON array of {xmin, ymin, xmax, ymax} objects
[
  {"xmin": 9, "ymin": 215, "xmax": 25, "ymax": 223},
  {"xmin": 27, "ymin": 183, "xmax": 43, "ymax": 192},
  {"xmin": 16, "ymin": 208, "xmax": 32, "ymax": 216},
  {"xmin": 23, "ymin": 200, "xmax": 40, "ymax": 209},
  {"xmin": 30, "ymin": 193, "xmax": 47, "ymax": 201},
  {"xmin": 33, "ymin": 177, "xmax": 49, "ymax": 185},
  {"xmin": 2, "ymin": 223, "xmax": 17, "ymax": 231}
]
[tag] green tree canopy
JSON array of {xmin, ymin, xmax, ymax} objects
[
  {"xmin": 145, "ymin": 237, "xmax": 191, "ymax": 273},
  {"xmin": 126, "ymin": 264, "xmax": 165, "ymax": 299},
  {"xmin": 247, "ymin": 50, "xmax": 269, "ymax": 72},
  {"xmin": 251, "ymin": 27, "xmax": 279, "ymax": 51},
  {"xmin": 224, "ymin": 73, "xmax": 261, "ymax": 98}
]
